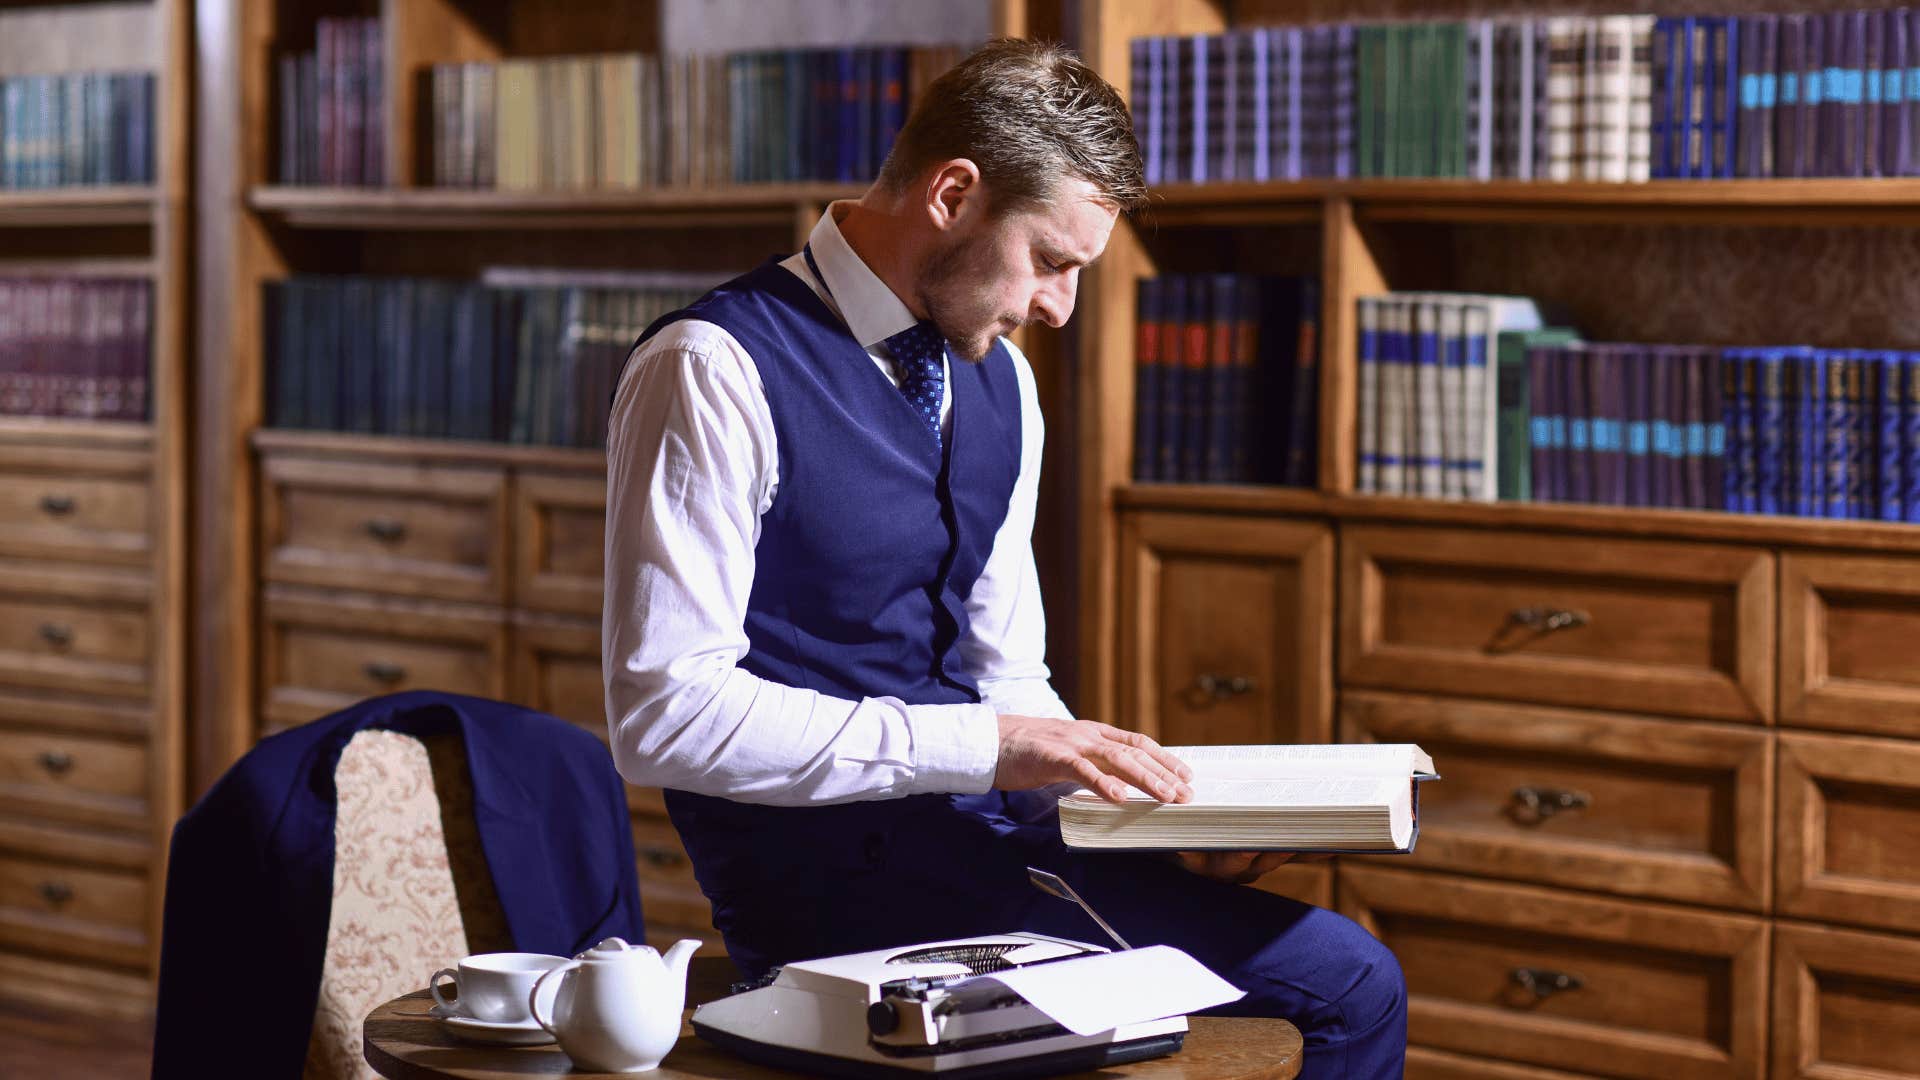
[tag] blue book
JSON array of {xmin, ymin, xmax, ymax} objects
[
  {"xmin": 1717, "ymin": 17, "xmax": 1741, "ymax": 178},
  {"xmin": 1653, "ymin": 19, "xmax": 1678, "ymax": 177},
  {"xmin": 1793, "ymin": 349, "xmax": 1828, "ymax": 516},
  {"xmin": 1250, "ymin": 30, "xmax": 1270, "ymax": 182},
  {"xmin": 1825, "ymin": 351, "xmax": 1853, "ymax": 518},
  {"xmin": 1189, "ymin": 33, "xmax": 1209, "ymax": 183},
  {"xmin": 1906, "ymin": 353, "xmax": 1920, "ymax": 522},
  {"xmin": 1755, "ymin": 348, "xmax": 1787, "ymax": 514},
  {"xmin": 1722, "ymin": 349, "xmax": 1750, "ymax": 513},
  {"xmin": 1875, "ymin": 350, "xmax": 1903, "ymax": 520}
]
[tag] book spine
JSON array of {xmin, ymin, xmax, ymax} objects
[
  {"xmin": 1627, "ymin": 346, "xmax": 1652, "ymax": 508},
  {"xmin": 1203, "ymin": 274, "xmax": 1237, "ymax": 482},
  {"xmin": 1158, "ymin": 277, "xmax": 1187, "ymax": 483},
  {"xmin": 1438, "ymin": 301, "xmax": 1466, "ymax": 497},
  {"xmin": 1357, "ymin": 296, "xmax": 1379, "ymax": 493},
  {"xmin": 1593, "ymin": 345, "xmax": 1627, "ymax": 505},
  {"xmin": 1500, "ymin": 333, "xmax": 1533, "ymax": 501},
  {"xmin": 1878, "ymin": 351, "xmax": 1904, "ymax": 520},
  {"xmin": 1284, "ymin": 277, "xmax": 1321, "ymax": 487},
  {"xmin": 1827, "ymin": 353, "xmax": 1853, "ymax": 518},
  {"xmin": 1414, "ymin": 299, "xmax": 1444, "ymax": 497},
  {"xmin": 1462, "ymin": 304, "xmax": 1492, "ymax": 501},
  {"xmin": 1133, "ymin": 277, "xmax": 1161, "ymax": 482},
  {"xmin": 1566, "ymin": 344, "xmax": 1592, "ymax": 504}
]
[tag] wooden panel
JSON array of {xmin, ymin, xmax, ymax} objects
[
  {"xmin": 1117, "ymin": 512, "xmax": 1332, "ymax": 746},
  {"xmin": 0, "ymin": 585, "xmax": 147, "ymax": 700},
  {"xmin": 0, "ymin": 947, "xmax": 152, "ymax": 1020},
  {"xmin": 0, "ymin": 462, "xmax": 150, "ymax": 566},
  {"xmin": 1340, "ymin": 525, "xmax": 1774, "ymax": 723},
  {"xmin": 1773, "ymin": 921, "xmax": 1920, "ymax": 1080},
  {"xmin": 1781, "ymin": 551, "xmax": 1920, "ymax": 738},
  {"xmin": 260, "ymin": 588, "xmax": 507, "ymax": 730},
  {"xmin": 1321, "ymin": 196, "xmax": 1385, "ymax": 495},
  {"xmin": 1777, "ymin": 732, "xmax": 1920, "ymax": 936},
  {"xmin": 631, "ymin": 815, "xmax": 708, "ymax": 933},
  {"xmin": 0, "ymin": 853, "xmax": 146, "ymax": 969},
  {"xmin": 507, "ymin": 610, "xmax": 665, "ymax": 819},
  {"xmin": 0, "ymin": 729, "xmax": 146, "ymax": 834},
  {"xmin": 1341, "ymin": 866, "xmax": 1768, "ymax": 1080},
  {"xmin": 1344, "ymin": 691, "xmax": 1771, "ymax": 911},
  {"xmin": 1408, "ymin": 1046, "xmax": 1598, "ymax": 1080},
  {"xmin": 512, "ymin": 472, "xmax": 606, "ymax": 617},
  {"xmin": 260, "ymin": 455, "xmax": 509, "ymax": 604}
]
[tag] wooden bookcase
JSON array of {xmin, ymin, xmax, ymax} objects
[
  {"xmin": 1078, "ymin": 1, "xmax": 1920, "ymax": 1077},
  {"xmin": 0, "ymin": 0, "xmax": 190, "ymax": 1019}
]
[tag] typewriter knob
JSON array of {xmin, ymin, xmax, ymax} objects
[{"xmin": 866, "ymin": 1000, "xmax": 901, "ymax": 1036}]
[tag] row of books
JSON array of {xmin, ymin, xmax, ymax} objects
[
  {"xmin": 0, "ymin": 72, "xmax": 156, "ymax": 189},
  {"xmin": 264, "ymin": 271, "xmax": 718, "ymax": 448},
  {"xmin": 1131, "ymin": 274, "xmax": 1320, "ymax": 486},
  {"xmin": 415, "ymin": 45, "xmax": 964, "ymax": 191},
  {"xmin": 0, "ymin": 278, "xmax": 151, "ymax": 422},
  {"xmin": 276, "ymin": 16, "xmax": 385, "ymax": 186}
]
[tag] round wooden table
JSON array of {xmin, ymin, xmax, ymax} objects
[{"xmin": 365, "ymin": 980, "xmax": 1304, "ymax": 1080}]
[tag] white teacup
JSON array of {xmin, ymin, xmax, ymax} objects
[{"xmin": 430, "ymin": 952, "xmax": 569, "ymax": 1024}]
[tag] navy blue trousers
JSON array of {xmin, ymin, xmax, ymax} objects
[{"xmin": 670, "ymin": 790, "xmax": 1407, "ymax": 1079}]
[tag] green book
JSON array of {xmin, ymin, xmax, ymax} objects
[{"xmin": 1497, "ymin": 327, "xmax": 1581, "ymax": 501}]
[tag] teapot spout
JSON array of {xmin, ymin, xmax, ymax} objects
[{"xmin": 664, "ymin": 937, "xmax": 701, "ymax": 983}]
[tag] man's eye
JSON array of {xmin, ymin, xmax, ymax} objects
[{"xmin": 1039, "ymin": 258, "xmax": 1063, "ymax": 274}]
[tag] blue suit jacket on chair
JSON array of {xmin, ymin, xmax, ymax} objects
[{"xmin": 150, "ymin": 691, "xmax": 644, "ymax": 1079}]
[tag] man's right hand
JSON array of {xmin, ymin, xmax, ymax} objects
[{"xmin": 994, "ymin": 715, "xmax": 1195, "ymax": 805}]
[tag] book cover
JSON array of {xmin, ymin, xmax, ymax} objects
[
  {"xmin": 1876, "ymin": 350, "xmax": 1903, "ymax": 520},
  {"xmin": 1281, "ymin": 277, "xmax": 1321, "ymax": 487},
  {"xmin": 1357, "ymin": 296, "xmax": 1381, "ymax": 493},
  {"xmin": 1132, "ymin": 277, "xmax": 1163, "ymax": 482}
]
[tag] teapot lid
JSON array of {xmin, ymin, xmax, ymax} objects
[{"xmin": 577, "ymin": 937, "xmax": 656, "ymax": 963}]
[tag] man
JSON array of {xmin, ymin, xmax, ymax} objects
[{"xmin": 604, "ymin": 40, "xmax": 1406, "ymax": 1076}]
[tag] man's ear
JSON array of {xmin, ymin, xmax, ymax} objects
[{"xmin": 923, "ymin": 159, "xmax": 984, "ymax": 232}]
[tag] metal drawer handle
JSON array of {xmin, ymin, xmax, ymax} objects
[
  {"xmin": 640, "ymin": 847, "xmax": 687, "ymax": 870},
  {"xmin": 1511, "ymin": 967, "xmax": 1583, "ymax": 1000},
  {"xmin": 1511, "ymin": 786, "xmax": 1591, "ymax": 824},
  {"xmin": 36, "ymin": 750, "xmax": 75, "ymax": 777},
  {"xmin": 363, "ymin": 518, "xmax": 408, "ymax": 543},
  {"xmin": 38, "ymin": 881, "xmax": 73, "ymax": 907},
  {"xmin": 1508, "ymin": 607, "xmax": 1590, "ymax": 634},
  {"xmin": 1190, "ymin": 674, "xmax": 1254, "ymax": 703},
  {"xmin": 363, "ymin": 662, "xmax": 407, "ymax": 685},
  {"xmin": 38, "ymin": 624, "xmax": 74, "ymax": 648},
  {"xmin": 38, "ymin": 493, "xmax": 75, "ymax": 516}
]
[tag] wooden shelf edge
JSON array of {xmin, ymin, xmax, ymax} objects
[
  {"xmin": 1116, "ymin": 482, "xmax": 1920, "ymax": 553},
  {"xmin": 0, "ymin": 417, "xmax": 152, "ymax": 450},
  {"xmin": 0, "ymin": 187, "xmax": 157, "ymax": 228},
  {"xmin": 250, "ymin": 428, "xmax": 606, "ymax": 472},
  {"xmin": 247, "ymin": 183, "xmax": 865, "ymax": 230}
]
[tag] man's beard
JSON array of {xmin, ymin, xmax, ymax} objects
[{"xmin": 913, "ymin": 235, "xmax": 1024, "ymax": 362}]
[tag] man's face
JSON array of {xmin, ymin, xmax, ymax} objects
[{"xmin": 912, "ymin": 177, "xmax": 1118, "ymax": 362}]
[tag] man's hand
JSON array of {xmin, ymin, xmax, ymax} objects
[
  {"xmin": 1174, "ymin": 851, "xmax": 1334, "ymax": 885},
  {"xmin": 994, "ymin": 715, "xmax": 1194, "ymax": 804}
]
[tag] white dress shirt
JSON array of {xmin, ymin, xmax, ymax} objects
[{"xmin": 603, "ymin": 204, "xmax": 1074, "ymax": 807}]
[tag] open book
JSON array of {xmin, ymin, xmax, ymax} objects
[{"xmin": 1058, "ymin": 744, "xmax": 1438, "ymax": 853}]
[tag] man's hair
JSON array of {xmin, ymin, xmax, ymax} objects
[{"xmin": 876, "ymin": 39, "xmax": 1147, "ymax": 214}]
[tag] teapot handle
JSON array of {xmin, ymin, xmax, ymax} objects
[{"xmin": 529, "ymin": 960, "xmax": 579, "ymax": 1036}]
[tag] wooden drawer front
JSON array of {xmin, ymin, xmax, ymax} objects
[
  {"xmin": 261, "ymin": 456, "xmax": 508, "ymax": 604},
  {"xmin": 1341, "ymin": 866, "xmax": 1767, "ymax": 1080},
  {"xmin": 509, "ymin": 614, "xmax": 603, "ymax": 732},
  {"xmin": 1778, "ymin": 732, "xmax": 1920, "ymax": 935},
  {"xmin": 0, "ymin": 853, "xmax": 146, "ymax": 968},
  {"xmin": 261, "ymin": 590, "xmax": 507, "ymax": 730},
  {"xmin": 1118, "ymin": 512, "xmax": 1332, "ymax": 746},
  {"xmin": 1773, "ymin": 922, "xmax": 1920, "ymax": 1080},
  {"xmin": 0, "ymin": 729, "xmax": 146, "ymax": 832},
  {"xmin": 1782, "ymin": 552, "xmax": 1920, "ymax": 738},
  {"xmin": 631, "ymin": 816, "xmax": 706, "ymax": 931},
  {"xmin": 0, "ymin": 469, "xmax": 149, "ymax": 565},
  {"xmin": 1340, "ymin": 525, "xmax": 1773, "ymax": 723},
  {"xmin": 1408, "ymin": 1046, "xmax": 1598, "ymax": 1080},
  {"xmin": 1344, "ymin": 691, "xmax": 1771, "ymax": 911},
  {"xmin": 513, "ymin": 473, "xmax": 605, "ymax": 617},
  {"xmin": 0, "ymin": 589, "xmax": 146, "ymax": 699}
]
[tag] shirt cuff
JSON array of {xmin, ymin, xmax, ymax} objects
[{"xmin": 905, "ymin": 702, "xmax": 1002, "ymax": 795}]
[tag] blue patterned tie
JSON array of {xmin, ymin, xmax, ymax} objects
[{"xmin": 883, "ymin": 321, "xmax": 947, "ymax": 448}]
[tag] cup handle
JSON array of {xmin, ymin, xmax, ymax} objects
[
  {"xmin": 529, "ymin": 961, "xmax": 577, "ymax": 1036},
  {"xmin": 429, "ymin": 968, "xmax": 459, "ymax": 1013}
]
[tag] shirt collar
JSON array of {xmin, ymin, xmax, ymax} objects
[{"xmin": 807, "ymin": 201, "xmax": 920, "ymax": 350}]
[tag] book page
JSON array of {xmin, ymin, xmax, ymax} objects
[
  {"xmin": 1064, "ymin": 776, "xmax": 1402, "ymax": 808},
  {"xmin": 1167, "ymin": 743, "xmax": 1435, "ymax": 780}
]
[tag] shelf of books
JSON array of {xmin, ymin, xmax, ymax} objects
[{"xmin": 0, "ymin": 0, "xmax": 188, "ymax": 1018}]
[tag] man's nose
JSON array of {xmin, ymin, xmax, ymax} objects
[{"xmin": 1031, "ymin": 276, "xmax": 1076, "ymax": 328}]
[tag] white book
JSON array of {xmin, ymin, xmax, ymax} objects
[
  {"xmin": 1459, "ymin": 294, "xmax": 1546, "ymax": 501},
  {"xmin": 1376, "ymin": 298, "xmax": 1409, "ymax": 495},
  {"xmin": 1626, "ymin": 15, "xmax": 1654, "ymax": 182},
  {"xmin": 1058, "ymin": 744, "xmax": 1439, "ymax": 853},
  {"xmin": 1437, "ymin": 299, "xmax": 1466, "ymax": 498},
  {"xmin": 1413, "ymin": 299, "xmax": 1445, "ymax": 498}
]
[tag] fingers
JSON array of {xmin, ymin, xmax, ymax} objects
[
  {"xmin": 1098, "ymin": 725, "xmax": 1194, "ymax": 783},
  {"xmin": 1072, "ymin": 756, "xmax": 1132, "ymax": 804},
  {"xmin": 1091, "ymin": 740, "xmax": 1192, "ymax": 804},
  {"xmin": 1172, "ymin": 850, "xmax": 1299, "ymax": 884},
  {"xmin": 1237, "ymin": 852, "xmax": 1296, "ymax": 883}
]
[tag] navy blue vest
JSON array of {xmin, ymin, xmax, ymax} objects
[{"xmin": 622, "ymin": 258, "xmax": 1023, "ymax": 937}]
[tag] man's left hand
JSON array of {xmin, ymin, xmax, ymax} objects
[{"xmin": 1174, "ymin": 851, "xmax": 1333, "ymax": 885}]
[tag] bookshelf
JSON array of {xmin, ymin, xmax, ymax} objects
[
  {"xmin": 0, "ymin": 0, "xmax": 189, "ymax": 1019},
  {"xmin": 1081, "ymin": 1, "xmax": 1920, "ymax": 1076}
]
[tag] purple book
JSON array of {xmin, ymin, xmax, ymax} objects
[
  {"xmin": 1864, "ymin": 11, "xmax": 1884, "ymax": 176},
  {"xmin": 1565, "ymin": 346, "xmax": 1593, "ymax": 505},
  {"xmin": 1885, "ymin": 10, "xmax": 1909, "ymax": 177},
  {"xmin": 1591, "ymin": 345, "xmax": 1628, "ymax": 506},
  {"xmin": 1626, "ymin": 347, "xmax": 1652, "ymax": 507},
  {"xmin": 1531, "ymin": 345, "xmax": 1558, "ymax": 502},
  {"xmin": 1649, "ymin": 348, "xmax": 1674, "ymax": 508},
  {"xmin": 1703, "ymin": 347, "xmax": 1726, "ymax": 511},
  {"xmin": 1777, "ymin": 16, "xmax": 1804, "ymax": 176},
  {"xmin": 1821, "ymin": 12, "xmax": 1846, "ymax": 176}
]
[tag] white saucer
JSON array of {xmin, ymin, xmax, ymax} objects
[{"xmin": 429, "ymin": 1005, "xmax": 557, "ymax": 1047}]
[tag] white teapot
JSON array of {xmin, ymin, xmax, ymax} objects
[{"xmin": 528, "ymin": 936, "xmax": 702, "ymax": 1072}]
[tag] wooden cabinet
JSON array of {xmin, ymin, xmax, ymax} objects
[
  {"xmin": 0, "ymin": 851, "xmax": 149, "ymax": 969},
  {"xmin": 1340, "ymin": 525, "xmax": 1774, "ymax": 723},
  {"xmin": 1772, "ymin": 921, "xmax": 1920, "ymax": 1080},
  {"xmin": 1342, "ymin": 865, "xmax": 1769, "ymax": 1080},
  {"xmin": 513, "ymin": 472, "xmax": 607, "ymax": 617},
  {"xmin": 1777, "ymin": 732, "xmax": 1920, "ymax": 936},
  {"xmin": 0, "ymin": 445, "xmax": 152, "ymax": 566},
  {"xmin": 0, "ymin": 729, "xmax": 148, "ymax": 834},
  {"xmin": 1781, "ymin": 552, "xmax": 1920, "ymax": 739},
  {"xmin": 1118, "ymin": 512, "xmax": 1333, "ymax": 746},
  {"xmin": 1345, "ymin": 691, "xmax": 1771, "ymax": 911}
]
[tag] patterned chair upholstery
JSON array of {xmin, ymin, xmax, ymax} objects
[{"xmin": 302, "ymin": 729, "xmax": 514, "ymax": 1080}]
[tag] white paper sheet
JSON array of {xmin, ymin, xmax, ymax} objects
[{"xmin": 969, "ymin": 946, "xmax": 1244, "ymax": 1037}]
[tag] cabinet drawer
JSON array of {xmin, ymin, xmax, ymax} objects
[
  {"xmin": 1118, "ymin": 512, "xmax": 1332, "ymax": 746},
  {"xmin": 0, "ymin": 463, "xmax": 148, "ymax": 566},
  {"xmin": 1344, "ymin": 691, "xmax": 1771, "ymax": 910},
  {"xmin": 1781, "ymin": 552, "xmax": 1920, "ymax": 738},
  {"xmin": 1340, "ymin": 525, "xmax": 1773, "ymax": 723},
  {"xmin": 1774, "ymin": 922, "xmax": 1920, "ymax": 1080},
  {"xmin": 0, "ymin": 585, "xmax": 146, "ymax": 699},
  {"xmin": 0, "ymin": 852, "xmax": 147, "ymax": 968},
  {"xmin": 1778, "ymin": 732, "xmax": 1920, "ymax": 935},
  {"xmin": 509, "ymin": 612, "xmax": 662, "ymax": 815},
  {"xmin": 0, "ymin": 729, "xmax": 146, "ymax": 832},
  {"xmin": 261, "ymin": 589, "xmax": 507, "ymax": 730},
  {"xmin": 1341, "ymin": 866, "xmax": 1767, "ymax": 1080},
  {"xmin": 261, "ymin": 456, "xmax": 508, "ymax": 604},
  {"xmin": 513, "ymin": 473, "xmax": 605, "ymax": 617},
  {"xmin": 631, "ymin": 816, "xmax": 707, "ymax": 931},
  {"xmin": 1408, "ymin": 1046, "xmax": 1597, "ymax": 1080}
]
